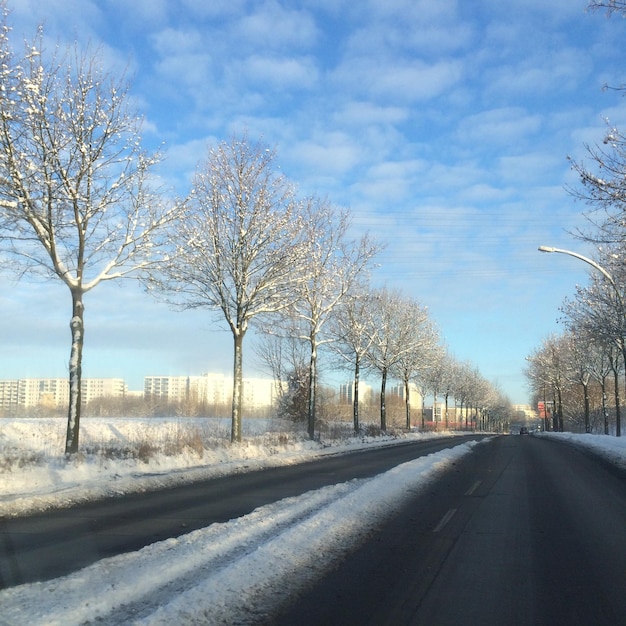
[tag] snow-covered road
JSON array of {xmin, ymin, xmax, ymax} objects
[
  {"xmin": 1, "ymin": 441, "xmax": 479, "ymax": 626},
  {"xmin": 3, "ymin": 417, "xmax": 626, "ymax": 626}
]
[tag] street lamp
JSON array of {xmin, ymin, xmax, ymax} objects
[
  {"xmin": 538, "ymin": 246, "xmax": 619, "ymax": 293},
  {"xmin": 538, "ymin": 245, "xmax": 623, "ymax": 436}
]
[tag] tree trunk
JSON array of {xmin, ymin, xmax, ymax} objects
[
  {"xmin": 619, "ymin": 345, "xmax": 626, "ymax": 436},
  {"xmin": 231, "ymin": 330, "xmax": 244, "ymax": 443},
  {"xmin": 404, "ymin": 377, "xmax": 411, "ymax": 430},
  {"xmin": 613, "ymin": 366, "xmax": 621, "ymax": 436},
  {"xmin": 444, "ymin": 393, "xmax": 449, "ymax": 429},
  {"xmin": 601, "ymin": 381, "xmax": 609, "ymax": 435},
  {"xmin": 353, "ymin": 357, "xmax": 360, "ymax": 433},
  {"xmin": 65, "ymin": 291, "xmax": 84, "ymax": 455},
  {"xmin": 380, "ymin": 367, "xmax": 387, "ymax": 432},
  {"xmin": 307, "ymin": 333, "xmax": 317, "ymax": 440},
  {"xmin": 583, "ymin": 382, "xmax": 590, "ymax": 433}
]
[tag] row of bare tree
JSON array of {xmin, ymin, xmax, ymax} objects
[
  {"xmin": 0, "ymin": 5, "xmax": 509, "ymax": 453},
  {"xmin": 526, "ymin": 332, "xmax": 624, "ymax": 435},
  {"xmin": 257, "ymin": 285, "xmax": 512, "ymax": 435},
  {"xmin": 526, "ymin": 1, "xmax": 626, "ymax": 436}
]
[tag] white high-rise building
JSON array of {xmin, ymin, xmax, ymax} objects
[
  {"xmin": 81, "ymin": 378, "xmax": 127, "ymax": 404},
  {"xmin": 0, "ymin": 379, "xmax": 20, "ymax": 411},
  {"xmin": 19, "ymin": 379, "xmax": 70, "ymax": 408},
  {"xmin": 339, "ymin": 382, "xmax": 373, "ymax": 404},
  {"xmin": 144, "ymin": 373, "xmax": 280, "ymax": 409},
  {"xmin": 144, "ymin": 376, "xmax": 191, "ymax": 403},
  {"xmin": 389, "ymin": 382, "xmax": 421, "ymax": 403},
  {"xmin": 144, "ymin": 374, "xmax": 230, "ymax": 405},
  {"xmin": 0, "ymin": 378, "xmax": 127, "ymax": 409},
  {"xmin": 242, "ymin": 377, "xmax": 281, "ymax": 410}
]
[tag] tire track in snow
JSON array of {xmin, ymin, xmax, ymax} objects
[{"xmin": 0, "ymin": 442, "xmax": 479, "ymax": 626}]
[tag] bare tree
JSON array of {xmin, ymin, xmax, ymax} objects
[
  {"xmin": 254, "ymin": 329, "xmax": 309, "ymax": 422},
  {"xmin": 569, "ymin": 125, "xmax": 626, "ymax": 248},
  {"xmin": 587, "ymin": 1, "xmax": 626, "ymax": 17},
  {"xmin": 561, "ymin": 268, "xmax": 625, "ymax": 435},
  {"xmin": 364, "ymin": 288, "xmax": 416, "ymax": 432},
  {"xmin": 419, "ymin": 344, "xmax": 448, "ymax": 430},
  {"xmin": 526, "ymin": 335, "xmax": 570, "ymax": 432},
  {"xmin": 451, "ymin": 360, "xmax": 481, "ymax": 430},
  {"xmin": 391, "ymin": 299, "xmax": 438, "ymax": 430},
  {"xmin": 0, "ymin": 17, "xmax": 178, "ymax": 453},
  {"xmin": 148, "ymin": 137, "xmax": 308, "ymax": 443},
  {"xmin": 289, "ymin": 199, "xmax": 379, "ymax": 439},
  {"xmin": 327, "ymin": 285, "xmax": 378, "ymax": 433},
  {"xmin": 585, "ymin": 339, "xmax": 618, "ymax": 434},
  {"xmin": 438, "ymin": 353, "xmax": 459, "ymax": 430}
]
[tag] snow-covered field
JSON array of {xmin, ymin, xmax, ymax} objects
[{"xmin": 1, "ymin": 418, "xmax": 625, "ymax": 625}]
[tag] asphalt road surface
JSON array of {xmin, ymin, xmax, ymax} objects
[
  {"xmin": 0, "ymin": 434, "xmax": 487, "ymax": 589},
  {"xmin": 273, "ymin": 434, "xmax": 626, "ymax": 626}
]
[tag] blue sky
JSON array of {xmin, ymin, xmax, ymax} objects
[{"xmin": 1, "ymin": 0, "xmax": 625, "ymax": 403}]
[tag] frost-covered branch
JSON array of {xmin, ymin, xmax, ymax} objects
[{"xmin": 0, "ymin": 11, "xmax": 180, "ymax": 453}]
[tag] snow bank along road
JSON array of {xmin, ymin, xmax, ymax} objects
[
  {"xmin": 0, "ymin": 435, "xmax": 484, "ymax": 624},
  {"xmin": 4, "ymin": 434, "xmax": 623, "ymax": 625}
]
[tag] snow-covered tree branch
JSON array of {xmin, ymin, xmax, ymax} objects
[
  {"xmin": 0, "ymin": 13, "xmax": 180, "ymax": 453},
  {"xmin": 147, "ymin": 136, "xmax": 310, "ymax": 443}
]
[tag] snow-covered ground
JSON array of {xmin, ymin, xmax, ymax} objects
[{"xmin": 1, "ymin": 418, "xmax": 625, "ymax": 625}]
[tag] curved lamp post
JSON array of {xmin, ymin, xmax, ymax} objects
[
  {"xmin": 538, "ymin": 245, "xmax": 623, "ymax": 436},
  {"xmin": 538, "ymin": 246, "xmax": 619, "ymax": 295}
]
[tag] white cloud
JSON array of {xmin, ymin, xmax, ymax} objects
[
  {"xmin": 154, "ymin": 51, "xmax": 213, "ymax": 89},
  {"xmin": 9, "ymin": 0, "xmax": 101, "ymax": 40},
  {"xmin": 333, "ymin": 102, "xmax": 409, "ymax": 126},
  {"xmin": 234, "ymin": 1, "xmax": 318, "ymax": 50},
  {"xmin": 357, "ymin": 160, "xmax": 427, "ymax": 203},
  {"xmin": 289, "ymin": 132, "xmax": 363, "ymax": 176},
  {"xmin": 332, "ymin": 58, "xmax": 463, "ymax": 104},
  {"xmin": 486, "ymin": 49, "xmax": 592, "ymax": 99},
  {"xmin": 456, "ymin": 107, "xmax": 543, "ymax": 147},
  {"xmin": 238, "ymin": 55, "xmax": 319, "ymax": 89},
  {"xmin": 497, "ymin": 152, "xmax": 565, "ymax": 184},
  {"xmin": 106, "ymin": 0, "xmax": 169, "ymax": 28},
  {"xmin": 480, "ymin": 0, "xmax": 586, "ymax": 20},
  {"xmin": 180, "ymin": 0, "xmax": 248, "ymax": 19},
  {"xmin": 150, "ymin": 26, "xmax": 207, "ymax": 54}
]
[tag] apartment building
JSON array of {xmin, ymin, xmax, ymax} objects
[
  {"xmin": 144, "ymin": 373, "xmax": 230, "ymax": 406},
  {"xmin": 0, "ymin": 378, "xmax": 127, "ymax": 409},
  {"xmin": 0, "ymin": 379, "xmax": 20, "ymax": 412},
  {"xmin": 242, "ymin": 377, "xmax": 282, "ymax": 410},
  {"xmin": 144, "ymin": 373, "xmax": 281, "ymax": 409},
  {"xmin": 339, "ymin": 381, "xmax": 373, "ymax": 404},
  {"xmin": 388, "ymin": 382, "xmax": 421, "ymax": 402}
]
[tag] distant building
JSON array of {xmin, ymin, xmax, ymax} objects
[
  {"xmin": 144, "ymin": 373, "xmax": 281, "ymax": 409},
  {"xmin": 513, "ymin": 404, "xmax": 538, "ymax": 420},
  {"xmin": 242, "ymin": 377, "xmax": 281, "ymax": 410},
  {"xmin": 81, "ymin": 378, "xmax": 127, "ymax": 404},
  {"xmin": 144, "ymin": 373, "xmax": 230, "ymax": 406},
  {"xmin": 144, "ymin": 375, "xmax": 194, "ymax": 404},
  {"xmin": 0, "ymin": 379, "xmax": 20, "ymax": 412},
  {"xmin": 20, "ymin": 378, "xmax": 69, "ymax": 408},
  {"xmin": 389, "ymin": 382, "xmax": 421, "ymax": 404},
  {"xmin": 339, "ymin": 382, "xmax": 373, "ymax": 404},
  {"xmin": 0, "ymin": 377, "xmax": 127, "ymax": 409}
]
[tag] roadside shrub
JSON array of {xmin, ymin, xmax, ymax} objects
[{"xmin": 0, "ymin": 449, "xmax": 46, "ymax": 472}]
